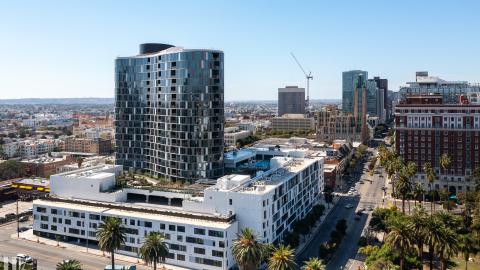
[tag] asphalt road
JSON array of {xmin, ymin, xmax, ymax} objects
[
  {"xmin": 296, "ymin": 148, "xmax": 386, "ymax": 270},
  {"xmin": 0, "ymin": 222, "xmax": 150, "ymax": 270}
]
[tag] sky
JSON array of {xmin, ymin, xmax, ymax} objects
[{"xmin": 1, "ymin": 0, "xmax": 480, "ymax": 101}]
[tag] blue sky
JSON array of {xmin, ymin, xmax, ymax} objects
[{"xmin": 1, "ymin": 0, "xmax": 480, "ymax": 100}]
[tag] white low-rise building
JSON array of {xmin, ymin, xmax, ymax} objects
[{"xmin": 33, "ymin": 156, "xmax": 324, "ymax": 270}]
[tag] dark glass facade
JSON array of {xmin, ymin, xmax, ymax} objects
[{"xmin": 115, "ymin": 45, "xmax": 224, "ymax": 182}]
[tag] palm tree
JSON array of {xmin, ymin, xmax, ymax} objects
[
  {"xmin": 385, "ymin": 155, "xmax": 402, "ymax": 202},
  {"xmin": 385, "ymin": 215, "xmax": 413, "ymax": 270},
  {"xmin": 56, "ymin": 259, "xmax": 82, "ymax": 270},
  {"xmin": 301, "ymin": 258, "xmax": 326, "ymax": 270},
  {"xmin": 267, "ymin": 245, "xmax": 297, "ymax": 270},
  {"xmin": 96, "ymin": 217, "xmax": 127, "ymax": 270},
  {"xmin": 232, "ymin": 228, "xmax": 266, "ymax": 270},
  {"xmin": 412, "ymin": 183, "xmax": 425, "ymax": 207},
  {"xmin": 139, "ymin": 232, "xmax": 169, "ymax": 270},
  {"xmin": 423, "ymin": 162, "xmax": 436, "ymax": 213},
  {"xmin": 425, "ymin": 217, "xmax": 444, "ymax": 270},
  {"xmin": 396, "ymin": 164, "xmax": 415, "ymax": 214},
  {"xmin": 436, "ymin": 226, "xmax": 459, "ymax": 270},
  {"xmin": 411, "ymin": 206, "xmax": 428, "ymax": 265},
  {"xmin": 459, "ymin": 233, "xmax": 478, "ymax": 270},
  {"xmin": 439, "ymin": 154, "xmax": 452, "ymax": 198}
]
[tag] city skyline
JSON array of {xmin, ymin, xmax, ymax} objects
[{"xmin": 2, "ymin": 1, "xmax": 480, "ymax": 100}]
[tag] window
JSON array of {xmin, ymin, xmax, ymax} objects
[
  {"xmin": 208, "ymin": 230, "xmax": 224, "ymax": 238},
  {"xmin": 144, "ymin": 221, "xmax": 152, "ymax": 228},
  {"xmin": 130, "ymin": 219, "xmax": 135, "ymax": 226},
  {"xmin": 40, "ymin": 215, "xmax": 49, "ymax": 222},
  {"xmin": 177, "ymin": 254, "xmax": 185, "ymax": 261},
  {"xmin": 51, "ymin": 209, "xmax": 58, "ymax": 215},
  {"xmin": 229, "ymin": 199, "xmax": 232, "ymax": 205},
  {"xmin": 89, "ymin": 214, "xmax": 100, "ymax": 220},
  {"xmin": 194, "ymin": 228, "xmax": 205, "ymax": 235},
  {"xmin": 36, "ymin": 207, "xmax": 46, "ymax": 213},
  {"xmin": 212, "ymin": 250, "xmax": 224, "ymax": 257},
  {"xmin": 51, "ymin": 225, "xmax": 57, "ymax": 231},
  {"xmin": 169, "ymin": 225, "xmax": 176, "ymax": 231},
  {"xmin": 160, "ymin": 223, "xmax": 165, "ymax": 230},
  {"xmin": 194, "ymin": 247, "xmax": 205, "ymax": 255},
  {"xmin": 166, "ymin": 253, "xmax": 174, "ymax": 259},
  {"xmin": 68, "ymin": 228, "xmax": 80, "ymax": 235},
  {"xmin": 177, "ymin": 226, "xmax": 185, "ymax": 232},
  {"xmin": 177, "ymin": 235, "xmax": 183, "ymax": 242},
  {"xmin": 40, "ymin": 224, "xmax": 48, "ymax": 230},
  {"xmin": 64, "ymin": 219, "xmax": 71, "ymax": 225},
  {"xmin": 219, "ymin": 241, "xmax": 225, "ymax": 248},
  {"xmin": 169, "ymin": 244, "xmax": 187, "ymax": 252},
  {"xmin": 77, "ymin": 221, "xmax": 82, "ymax": 226}
]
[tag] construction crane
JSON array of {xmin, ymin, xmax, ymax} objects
[{"xmin": 290, "ymin": 52, "xmax": 313, "ymax": 113}]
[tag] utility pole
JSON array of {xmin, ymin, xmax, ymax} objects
[{"xmin": 16, "ymin": 197, "xmax": 19, "ymax": 238}]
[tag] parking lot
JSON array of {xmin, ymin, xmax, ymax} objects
[{"xmin": 0, "ymin": 200, "xmax": 33, "ymax": 219}]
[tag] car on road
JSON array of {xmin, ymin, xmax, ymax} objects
[
  {"xmin": 367, "ymin": 206, "xmax": 374, "ymax": 211},
  {"xmin": 347, "ymin": 191, "xmax": 353, "ymax": 195},
  {"xmin": 18, "ymin": 216, "xmax": 29, "ymax": 222},
  {"xmin": 5, "ymin": 213, "xmax": 16, "ymax": 220},
  {"xmin": 16, "ymin": 254, "xmax": 33, "ymax": 263},
  {"xmin": 345, "ymin": 204, "xmax": 354, "ymax": 209}
]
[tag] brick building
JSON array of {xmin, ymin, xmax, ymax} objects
[
  {"xmin": 394, "ymin": 94, "xmax": 480, "ymax": 193},
  {"xmin": 63, "ymin": 137, "xmax": 112, "ymax": 155}
]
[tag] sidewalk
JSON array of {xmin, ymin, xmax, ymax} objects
[
  {"xmin": 12, "ymin": 230, "xmax": 189, "ymax": 270},
  {"xmin": 295, "ymin": 198, "xmax": 338, "ymax": 255}
]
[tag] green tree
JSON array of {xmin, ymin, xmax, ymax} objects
[
  {"xmin": 423, "ymin": 162, "xmax": 436, "ymax": 213},
  {"xmin": 396, "ymin": 163, "xmax": 416, "ymax": 214},
  {"xmin": 439, "ymin": 154, "xmax": 452, "ymax": 199},
  {"xmin": 425, "ymin": 217, "xmax": 444, "ymax": 270},
  {"xmin": 56, "ymin": 259, "xmax": 83, "ymax": 270},
  {"xmin": 411, "ymin": 207, "xmax": 428, "ymax": 264},
  {"xmin": 459, "ymin": 233, "xmax": 479, "ymax": 270},
  {"xmin": 436, "ymin": 226, "xmax": 459, "ymax": 270},
  {"xmin": 301, "ymin": 258, "xmax": 325, "ymax": 270},
  {"xmin": 385, "ymin": 216, "xmax": 413, "ymax": 270},
  {"xmin": 96, "ymin": 217, "xmax": 126, "ymax": 270},
  {"xmin": 232, "ymin": 228, "xmax": 266, "ymax": 270},
  {"xmin": 139, "ymin": 232, "xmax": 169, "ymax": 270},
  {"xmin": 267, "ymin": 245, "xmax": 297, "ymax": 270}
]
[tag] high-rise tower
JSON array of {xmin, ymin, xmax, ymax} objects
[{"xmin": 115, "ymin": 43, "xmax": 224, "ymax": 182}]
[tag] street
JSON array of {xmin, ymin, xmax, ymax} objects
[
  {"xmin": 0, "ymin": 221, "xmax": 150, "ymax": 270},
  {"xmin": 297, "ymin": 148, "xmax": 386, "ymax": 270}
]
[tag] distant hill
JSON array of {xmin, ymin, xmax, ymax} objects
[{"xmin": 0, "ymin": 98, "xmax": 114, "ymax": 105}]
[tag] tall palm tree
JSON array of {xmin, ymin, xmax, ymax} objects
[
  {"xmin": 412, "ymin": 183, "xmax": 425, "ymax": 207},
  {"xmin": 267, "ymin": 245, "xmax": 297, "ymax": 270},
  {"xmin": 301, "ymin": 258, "xmax": 326, "ymax": 270},
  {"xmin": 396, "ymin": 163, "xmax": 416, "ymax": 214},
  {"xmin": 411, "ymin": 206, "xmax": 428, "ymax": 265},
  {"xmin": 439, "ymin": 153, "xmax": 452, "ymax": 200},
  {"xmin": 425, "ymin": 217, "xmax": 445, "ymax": 270},
  {"xmin": 459, "ymin": 233, "xmax": 478, "ymax": 270},
  {"xmin": 232, "ymin": 228, "xmax": 266, "ymax": 270},
  {"xmin": 436, "ymin": 226, "xmax": 459, "ymax": 270},
  {"xmin": 96, "ymin": 217, "xmax": 127, "ymax": 270},
  {"xmin": 56, "ymin": 259, "xmax": 83, "ymax": 270},
  {"xmin": 385, "ymin": 155, "xmax": 402, "ymax": 202},
  {"xmin": 385, "ymin": 215, "xmax": 413, "ymax": 270},
  {"xmin": 423, "ymin": 162, "xmax": 436, "ymax": 213},
  {"xmin": 139, "ymin": 232, "xmax": 169, "ymax": 270}
]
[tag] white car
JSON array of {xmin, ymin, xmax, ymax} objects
[
  {"xmin": 345, "ymin": 204, "xmax": 354, "ymax": 209},
  {"xmin": 347, "ymin": 191, "xmax": 353, "ymax": 195},
  {"xmin": 16, "ymin": 254, "xmax": 33, "ymax": 263}
]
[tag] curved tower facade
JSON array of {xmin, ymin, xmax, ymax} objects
[{"xmin": 115, "ymin": 44, "xmax": 224, "ymax": 182}]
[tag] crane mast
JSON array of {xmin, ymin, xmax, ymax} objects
[{"xmin": 290, "ymin": 52, "xmax": 313, "ymax": 114}]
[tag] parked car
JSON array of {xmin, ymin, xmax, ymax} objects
[
  {"xmin": 18, "ymin": 226, "xmax": 29, "ymax": 232},
  {"xmin": 16, "ymin": 254, "xmax": 33, "ymax": 263},
  {"xmin": 18, "ymin": 216, "xmax": 29, "ymax": 222},
  {"xmin": 5, "ymin": 213, "xmax": 16, "ymax": 220}
]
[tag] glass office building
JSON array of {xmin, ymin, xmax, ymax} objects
[
  {"xmin": 342, "ymin": 70, "xmax": 368, "ymax": 114},
  {"xmin": 115, "ymin": 43, "xmax": 224, "ymax": 182}
]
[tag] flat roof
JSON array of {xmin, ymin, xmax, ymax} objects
[
  {"xmin": 36, "ymin": 198, "xmax": 235, "ymax": 228},
  {"xmin": 15, "ymin": 178, "xmax": 49, "ymax": 187}
]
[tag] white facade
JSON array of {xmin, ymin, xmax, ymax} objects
[{"xmin": 33, "ymin": 157, "xmax": 324, "ymax": 270}]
